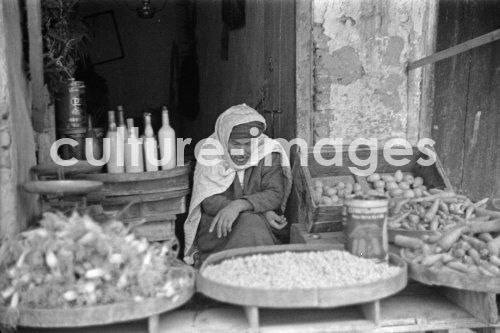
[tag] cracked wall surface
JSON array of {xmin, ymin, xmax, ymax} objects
[
  {"xmin": 0, "ymin": 0, "xmax": 37, "ymax": 238},
  {"xmin": 312, "ymin": 0, "xmax": 434, "ymax": 143}
]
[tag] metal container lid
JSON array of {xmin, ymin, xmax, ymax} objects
[{"xmin": 344, "ymin": 194, "xmax": 389, "ymax": 208}]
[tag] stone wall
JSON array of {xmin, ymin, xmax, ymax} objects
[
  {"xmin": 0, "ymin": 0, "xmax": 38, "ymax": 238},
  {"xmin": 311, "ymin": 0, "xmax": 436, "ymax": 143}
]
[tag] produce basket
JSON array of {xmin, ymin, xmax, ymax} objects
[
  {"xmin": 0, "ymin": 286, "xmax": 194, "ymax": 332},
  {"xmin": 401, "ymin": 248, "xmax": 500, "ymax": 293},
  {"xmin": 288, "ymin": 146, "xmax": 452, "ymax": 233},
  {"xmin": 0, "ymin": 212, "xmax": 195, "ymax": 333},
  {"xmin": 197, "ymin": 244, "xmax": 407, "ymax": 331}
]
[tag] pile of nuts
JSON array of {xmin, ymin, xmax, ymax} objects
[{"xmin": 202, "ymin": 250, "xmax": 401, "ymax": 289}]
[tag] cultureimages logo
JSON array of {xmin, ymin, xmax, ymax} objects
[{"xmin": 50, "ymin": 136, "xmax": 436, "ymax": 176}]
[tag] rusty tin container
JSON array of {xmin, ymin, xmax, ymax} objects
[
  {"xmin": 343, "ymin": 195, "xmax": 389, "ymax": 262},
  {"xmin": 56, "ymin": 79, "xmax": 87, "ymax": 129}
]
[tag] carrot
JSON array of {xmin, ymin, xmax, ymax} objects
[
  {"xmin": 475, "ymin": 207, "xmax": 500, "ymax": 219},
  {"xmin": 461, "ymin": 235, "xmax": 488, "ymax": 252},
  {"xmin": 437, "ymin": 225, "xmax": 469, "ymax": 251},
  {"xmin": 465, "ymin": 205, "xmax": 474, "ymax": 220},
  {"xmin": 401, "ymin": 221, "xmax": 411, "ymax": 230},
  {"xmin": 421, "ymin": 253, "xmax": 444, "ymax": 266},
  {"xmin": 430, "ymin": 216, "xmax": 439, "ymax": 231},
  {"xmin": 440, "ymin": 197, "xmax": 459, "ymax": 204},
  {"xmin": 428, "ymin": 188, "xmax": 444, "ymax": 195},
  {"xmin": 424, "ymin": 199, "xmax": 441, "ymax": 223},
  {"xmin": 453, "ymin": 248, "xmax": 466, "ymax": 258},
  {"xmin": 447, "ymin": 261, "xmax": 479, "ymax": 274},
  {"xmin": 422, "ymin": 233, "xmax": 442, "ymax": 244},
  {"xmin": 393, "ymin": 199, "xmax": 409, "ymax": 214},
  {"xmin": 478, "ymin": 233, "xmax": 494, "ymax": 243},
  {"xmin": 450, "ymin": 214, "xmax": 465, "ymax": 224},
  {"xmin": 467, "ymin": 248, "xmax": 481, "ymax": 265},
  {"xmin": 410, "ymin": 191, "xmax": 455, "ymax": 203},
  {"xmin": 463, "ymin": 255, "xmax": 475, "ymax": 266},
  {"xmin": 469, "ymin": 218, "xmax": 500, "ymax": 234},
  {"xmin": 473, "ymin": 198, "xmax": 490, "ymax": 208},
  {"xmin": 442, "ymin": 253, "xmax": 455, "ymax": 263},
  {"xmin": 467, "ymin": 216, "xmax": 491, "ymax": 223},
  {"xmin": 487, "ymin": 235, "xmax": 500, "ymax": 256},
  {"xmin": 394, "ymin": 235, "xmax": 423, "ymax": 250},
  {"xmin": 459, "ymin": 240, "xmax": 472, "ymax": 252},
  {"xmin": 389, "ymin": 212, "xmax": 411, "ymax": 225},
  {"xmin": 439, "ymin": 201, "xmax": 449, "ymax": 215},
  {"xmin": 489, "ymin": 255, "xmax": 500, "ymax": 267},
  {"xmin": 478, "ymin": 266, "xmax": 494, "ymax": 276},
  {"xmin": 480, "ymin": 260, "xmax": 500, "ymax": 275}
]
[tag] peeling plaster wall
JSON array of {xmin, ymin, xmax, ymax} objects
[
  {"xmin": 312, "ymin": 0, "xmax": 435, "ymax": 143},
  {"xmin": 0, "ymin": 0, "xmax": 38, "ymax": 238}
]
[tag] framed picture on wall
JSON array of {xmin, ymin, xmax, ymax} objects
[{"xmin": 84, "ymin": 10, "xmax": 124, "ymax": 65}]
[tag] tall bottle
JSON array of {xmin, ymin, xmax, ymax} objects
[
  {"xmin": 105, "ymin": 111, "xmax": 125, "ymax": 173},
  {"xmin": 158, "ymin": 106, "xmax": 176, "ymax": 170},
  {"xmin": 143, "ymin": 113, "xmax": 159, "ymax": 172},
  {"xmin": 85, "ymin": 115, "xmax": 102, "ymax": 160},
  {"xmin": 116, "ymin": 105, "xmax": 127, "ymax": 145},
  {"xmin": 125, "ymin": 118, "xmax": 144, "ymax": 173}
]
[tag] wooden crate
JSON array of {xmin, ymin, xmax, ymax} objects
[
  {"xmin": 132, "ymin": 216, "xmax": 176, "ymax": 242},
  {"xmin": 288, "ymin": 146, "xmax": 453, "ymax": 233},
  {"xmin": 99, "ymin": 189, "xmax": 189, "ymax": 221},
  {"xmin": 78, "ymin": 163, "xmax": 191, "ymax": 196}
]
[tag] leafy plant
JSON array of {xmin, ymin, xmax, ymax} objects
[{"xmin": 42, "ymin": 0, "xmax": 89, "ymax": 96}]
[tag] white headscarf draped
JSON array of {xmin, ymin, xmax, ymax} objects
[{"xmin": 183, "ymin": 104, "xmax": 292, "ymax": 263}]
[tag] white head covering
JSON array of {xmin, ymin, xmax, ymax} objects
[{"xmin": 183, "ymin": 104, "xmax": 292, "ymax": 263}]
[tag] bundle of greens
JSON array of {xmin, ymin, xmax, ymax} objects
[{"xmin": 0, "ymin": 211, "xmax": 193, "ymax": 325}]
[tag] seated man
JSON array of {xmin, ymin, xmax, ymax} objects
[{"xmin": 183, "ymin": 104, "xmax": 292, "ymax": 265}]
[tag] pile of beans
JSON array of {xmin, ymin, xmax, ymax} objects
[{"xmin": 202, "ymin": 250, "xmax": 401, "ymax": 289}]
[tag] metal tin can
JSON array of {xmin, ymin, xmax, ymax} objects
[
  {"xmin": 343, "ymin": 195, "xmax": 389, "ymax": 262},
  {"xmin": 56, "ymin": 79, "xmax": 87, "ymax": 129}
]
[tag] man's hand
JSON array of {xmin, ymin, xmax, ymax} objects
[
  {"xmin": 210, "ymin": 199, "xmax": 253, "ymax": 238},
  {"xmin": 264, "ymin": 211, "xmax": 287, "ymax": 230}
]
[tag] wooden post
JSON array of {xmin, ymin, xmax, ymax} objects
[
  {"xmin": 295, "ymin": 0, "xmax": 313, "ymax": 145},
  {"xmin": 27, "ymin": 0, "xmax": 55, "ymax": 163},
  {"xmin": 440, "ymin": 287, "xmax": 498, "ymax": 324},
  {"xmin": 148, "ymin": 314, "xmax": 160, "ymax": 333},
  {"xmin": 361, "ymin": 300, "xmax": 380, "ymax": 326},
  {"xmin": 244, "ymin": 306, "xmax": 259, "ymax": 332}
]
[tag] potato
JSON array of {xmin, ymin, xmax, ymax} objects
[
  {"xmin": 420, "ymin": 185, "xmax": 427, "ymax": 191},
  {"xmin": 413, "ymin": 187, "xmax": 423, "ymax": 197},
  {"xmin": 381, "ymin": 175, "xmax": 395, "ymax": 182},
  {"xmin": 408, "ymin": 214, "xmax": 420, "ymax": 224},
  {"xmin": 403, "ymin": 189, "xmax": 415, "ymax": 198},
  {"xmin": 344, "ymin": 183, "xmax": 353, "ymax": 195},
  {"xmin": 353, "ymin": 183, "xmax": 362, "ymax": 192},
  {"xmin": 374, "ymin": 180, "xmax": 385, "ymax": 189},
  {"xmin": 314, "ymin": 188, "xmax": 323, "ymax": 203},
  {"xmin": 399, "ymin": 181, "xmax": 410, "ymax": 190},
  {"xmin": 319, "ymin": 196, "xmax": 333, "ymax": 206},
  {"xmin": 337, "ymin": 189, "xmax": 345, "ymax": 198},
  {"xmin": 390, "ymin": 188, "xmax": 404, "ymax": 197},
  {"xmin": 386, "ymin": 182, "xmax": 399, "ymax": 191},
  {"xmin": 336, "ymin": 182, "xmax": 346, "ymax": 189},
  {"xmin": 367, "ymin": 173, "xmax": 381, "ymax": 182},
  {"xmin": 413, "ymin": 177, "xmax": 424, "ymax": 187},
  {"xmin": 403, "ymin": 174, "xmax": 414, "ymax": 184},
  {"xmin": 330, "ymin": 195, "xmax": 339, "ymax": 203},
  {"xmin": 394, "ymin": 170, "xmax": 404, "ymax": 183},
  {"xmin": 325, "ymin": 187, "xmax": 337, "ymax": 196},
  {"xmin": 366, "ymin": 189, "xmax": 380, "ymax": 196},
  {"xmin": 314, "ymin": 180, "xmax": 324, "ymax": 188},
  {"xmin": 376, "ymin": 188, "xmax": 386, "ymax": 195}
]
